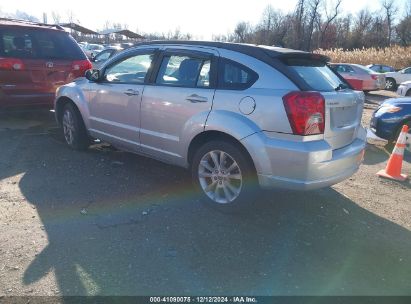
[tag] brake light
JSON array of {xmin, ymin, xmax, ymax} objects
[
  {"xmin": 0, "ymin": 58, "xmax": 25, "ymax": 70},
  {"xmin": 282, "ymin": 91, "xmax": 325, "ymax": 136},
  {"xmin": 71, "ymin": 59, "xmax": 92, "ymax": 77},
  {"xmin": 371, "ymin": 75, "xmax": 379, "ymax": 80}
]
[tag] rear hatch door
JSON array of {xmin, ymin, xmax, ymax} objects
[
  {"xmin": 0, "ymin": 26, "xmax": 85, "ymax": 104},
  {"xmin": 322, "ymin": 90, "xmax": 364, "ymax": 149},
  {"xmin": 281, "ymin": 56, "xmax": 364, "ymax": 150}
]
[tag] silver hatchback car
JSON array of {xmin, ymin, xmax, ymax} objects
[{"xmin": 55, "ymin": 41, "xmax": 366, "ymax": 210}]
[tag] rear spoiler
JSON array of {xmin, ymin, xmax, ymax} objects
[{"xmin": 277, "ymin": 52, "xmax": 331, "ymax": 65}]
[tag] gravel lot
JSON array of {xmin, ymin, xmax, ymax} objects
[{"xmin": 0, "ymin": 91, "xmax": 410, "ymax": 296}]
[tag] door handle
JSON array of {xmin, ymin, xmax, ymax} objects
[
  {"xmin": 186, "ymin": 94, "xmax": 208, "ymax": 103},
  {"xmin": 124, "ymin": 89, "xmax": 140, "ymax": 96}
]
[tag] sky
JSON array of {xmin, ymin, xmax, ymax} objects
[{"xmin": 0, "ymin": 0, "xmax": 407, "ymax": 39}]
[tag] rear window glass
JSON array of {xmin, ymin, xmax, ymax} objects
[
  {"xmin": 0, "ymin": 28, "xmax": 86, "ymax": 60},
  {"xmin": 354, "ymin": 64, "xmax": 376, "ymax": 74},
  {"xmin": 284, "ymin": 58, "xmax": 348, "ymax": 91}
]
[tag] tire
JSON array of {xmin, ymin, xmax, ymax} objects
[
  {"xmin": 191, "ymin": 140, "xmax": 257, "ymax": 212},
  {"xmin": 385, "ymin": 78, "xmax": 397, "ymax": 91},
  {"xmin": 61, "ymin": 103, "xmax": 89, "ymax": 150},
  {"xmin": 406, "ymin": 89, "xmax": 411, "ymax": 97}
]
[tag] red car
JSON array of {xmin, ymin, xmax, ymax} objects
[
  {"xmin": 0, "ymin": 19, "xmax": 91, "ymax": 108},
  {"xmin": 329, "ymin": 63, "xmax": 385, "ymax": 92}
]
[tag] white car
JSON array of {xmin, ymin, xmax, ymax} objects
[
  {"xmin": 79, "ymin": 43, "xmax": 104, "ymax": 59},
  {"xmin": 397, "ymin": 81, "xmax": 411, "ymax": 96},
  {"xmin": 384, "ymin": 67, "xmax": 411, "ymax": 90}
]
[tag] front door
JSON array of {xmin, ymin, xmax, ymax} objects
[
  {"xmin": 87, "ymin": 50, "xmax": 155, "ymax": 151},
  {"xmin": 140, "ymin": 50, "xmax": 216, "ymax": 164}
]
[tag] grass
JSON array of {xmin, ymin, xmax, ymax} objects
[{"xmin": 315, "ymin": 46, "xmax": 411, "ymax": 69}]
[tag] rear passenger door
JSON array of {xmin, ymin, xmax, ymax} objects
[{"xmin": 140, "ymin": 49, "xmax": 216, "ymax": 164}]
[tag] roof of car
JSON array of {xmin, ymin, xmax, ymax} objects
[
  {"xmin": 0, "ymin": 18, "xmax": 65, "ymax": 31},
  {"xmin": 132, "ymin": 40, "xmax": 329, "ymax": 61}
]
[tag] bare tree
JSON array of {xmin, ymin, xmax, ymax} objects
[
  {"xmin": 382, "ymin": 0, "xmax": 397, "ymax": 44},
  {"xmin": 294, "ymin": 0, "xmax": 306, "ymax": 49},
  {"xmin": 306, "ymin": 0, "xmax": 321, "ymax": 50},
  {"xmin": 103, "ymin": 20, "xmax": 111, "ymax": 30},
  {"xmin": 13, "ymin": 10, "xmax": 39, "ymax": 22},
  {"xmin": 51, "ymin": 11, "xmax": 61, "ymax": 24},
  {"xmin": 396, "ymin": 15, "xmax": 411, "ymax": 46},
  {"xmin": 66, "ymin": 10, "xmax": 77, "ymax": 24},
  {"xmin": 234, "ymin": 22, "xmax": 252, "ymax": 43},
  {"xmin": 319, "ymin": 0, "xmax": 342, "ymax": 47}
]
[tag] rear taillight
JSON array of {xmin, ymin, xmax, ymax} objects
[
  {"xmin": 71, "ymin": 59, "xmax": 92, "ymax": 77},
  {"xmin": 0, "ymin": 57, "xmax": 25, "ymax": 70},
  {"xmin": 282, "ymin": 91, "xmax": 325, "ymax": 136},
  {"xmin": 371, "ymin": 75, "xmax": 378, "ymax": 80}
]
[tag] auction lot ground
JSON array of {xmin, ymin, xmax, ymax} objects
[{"xmin": 0, "ymin": 91, "xmax": 410, "ymax": 296}]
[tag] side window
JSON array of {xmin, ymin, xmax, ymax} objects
[
  {"xmin": 343, "ymin": 65, "xmax": 355, "ymax": 73},
  {"xmin": 404, "ymin": 68, "xmax": 411, "ymax": 74},
  {"xmin": 104, "ymin": 53, "xmax": 153, "ymax": 84},
  {"xmin": 156, "ymin": 55, "xmax": 210, "ymax": 88},
  {"xmin": 218, "ymin": 58, "xmax": 258, "ymax": 90}
]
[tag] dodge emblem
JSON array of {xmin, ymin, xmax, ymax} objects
[{"xmin": 46, "ymin": 62, "xmax": 54, "ymax": 68}]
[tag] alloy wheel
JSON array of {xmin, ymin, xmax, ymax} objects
[
  {"xmin": 385, "ymin": 79, "xmax": 394, "ymax": 90},
  {"xmin": 198, "ymin": 150, "xmax": 242, "ymax": 204},
  {"xmin": 62, "ymin": 109, "xmax": 75, "ymax": 145}
]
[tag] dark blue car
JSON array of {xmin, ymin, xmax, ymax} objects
[{"xmin": 371, "ymin": 98, "xmax": 411, "ymax": 141}]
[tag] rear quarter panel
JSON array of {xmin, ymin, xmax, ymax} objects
[{"xmin": 208, "ymin": 49, "xmax": 297, "ymax": 136}]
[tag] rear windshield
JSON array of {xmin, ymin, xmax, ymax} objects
[
  {"xmin": 0, "ymin": 27, "xmax": 86, "ymax": 60},
  {"xmin": 284, "ymin": 58, "xmax": 349, "ymax": 92}
]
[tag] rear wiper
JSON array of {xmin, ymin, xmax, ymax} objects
[{"xmin": 335, "ymin": 84, "xmax": 348, "ymax": 91}]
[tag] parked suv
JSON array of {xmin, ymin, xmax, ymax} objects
[
  {"xmin": 55, "ymin": 41, "xmax": 366, "ymax": 209},
  {"xmin": 0, "ymin": 19, "xmax": 91, "ymax": 108}
]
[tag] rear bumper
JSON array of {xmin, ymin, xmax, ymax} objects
[
  {"xmin": 242, "ymin": 127, "xmax": 367, "ymax": 190},
  {"xmin": 363, "ymin": 80, "xmax": 385, "ymax": 91},
  {"xmin": 258, "ymin": 164, "xmax": 360, "ymax": 190}
]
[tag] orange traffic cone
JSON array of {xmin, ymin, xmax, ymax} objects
[{"xmin": 377, "ymin": 125, "xmax": 409, "ymax": 181}]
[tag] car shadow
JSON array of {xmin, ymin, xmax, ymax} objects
[
  {"xmin": 363, "ymin": 143, "xmax": 390, "ymax": 166},
  {"xmin": 1, "ymin": 111, "xmax": 411, "ymax": 296}
]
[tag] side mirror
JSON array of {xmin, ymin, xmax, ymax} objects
[{"xmin": 85, "ymin": 69, "xmax": 101, "ymax": 82}]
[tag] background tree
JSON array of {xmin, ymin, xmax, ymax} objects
[
  {"xmin": 382, "ymin": 0, "xmax": 397, "ymax": 45},
  {"xmin": 51, "ymin": 11, "xmax": 61, "ymax": 24}
]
